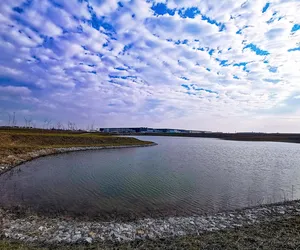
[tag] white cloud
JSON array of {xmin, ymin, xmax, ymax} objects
[
  {"xmin": 0, "ymin": 85, "xmax": 31, "ymax": 96},
  {"xmin": 0, "ymin": 0, "xmax": 299, "ymax": 131},
  {"xmin": 52, "ymin": 0, "xmax": 90, "ymax": 19}
]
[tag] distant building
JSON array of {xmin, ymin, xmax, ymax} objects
[
  {"xmin": 236, "ymin": 132, "xmax": 265, "ymax": 134},
  {"xmin": 99, "ymin": 127, "xmax": 211, "ymax": 134},
  {"xmin": 99, "ymin": 127, "xmax": 147, "ymax": 133},
  {"xmin": 168, "ymin": 129, "xmax": 181, "ymax": 133}
]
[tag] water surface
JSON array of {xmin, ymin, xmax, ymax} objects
[{"xmin": 1, "ymin": 136, "xmax": 300, "ymax": 220}]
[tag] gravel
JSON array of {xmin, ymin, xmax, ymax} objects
[{"xmin": 1, "ymin": 201, "xmax": 300, "ymax": 245}]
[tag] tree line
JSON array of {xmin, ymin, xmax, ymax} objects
[{"xmin": 2, "ymin": 112, "xmax": 96, "ymax": 131}]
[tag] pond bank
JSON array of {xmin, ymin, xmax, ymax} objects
[
  {"xmin": 0, "ymin": 143, "xmax": 157, "ymax": 176},
  {"xmin": 1, "ymin": 200, "xmax": 300, "ymax": 246},
  {"xmin": 0, "ymin": 129, "xmax": 156, "ymax": 175}
]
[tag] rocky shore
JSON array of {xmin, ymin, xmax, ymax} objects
[
  {"xmin": 1, "ymin": 200, "xmax": 300, "ymax": 246},
  {"xmin": 1, "ymin": 137, "xmax": 299, "ymax": 248},
  {"xmin": 0, "ymin": 143, "xmax": 157, "ymax": 176}
]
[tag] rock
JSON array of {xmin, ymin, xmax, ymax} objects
[
  {"xmin": 2, "ymin": 200, "xmax": 300, "ymax": 245},
  {"xmin": 88, "ymin": 231, "xmax": 96, "ymax": 238},
  {"xmin": 136, "ymin": 229, "xmax": 145, "ymax": 235},
  {"xmin": 85, "ymin": 237, "xmax": 93, "ymax": 244},
  {"xmin": 109, "ymin": 232, "xmax": 116, "ymax": 239},
  {"xmin": 53, "ymin": 236, "xmax": 62, "ymax": 242},
  {"xmin": 73, "ymin": 233, "xmax": 82, "ymax": 242},
  {"xmin": 168, "ymin": 218, "xmax": 176, "ymax": 223}
]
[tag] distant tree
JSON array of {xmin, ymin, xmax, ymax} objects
[
  {"xmin": 5, "ymin": 112, "xmax": 17, "ymax": 127},
  {"xmin": 43, "ymin": 118, "xmax": 52, "ymax": 129},
  {"xmin": 67, "ymin": 121, "xmax": 76, "ymax": 131},
  {"xmin": 68, "ymin": 121, "xmax": 73, "ymax": 130},
  {"xmin": 56, "ymin": 121, "xmax": 64, "ymax": 130},
  {"xmin": 12, "ymin": 112, "xmax": 17, "ymax": 126},
  {"xmin": 24, "ymin": 116, "xmax": 33, "ymax": 128},
  {"xmin": 47, "ymin": 119, "xmax": 52, "ymax": 129},
  {"xmin": 43, "ymin": 119, "xmax": 47, "ymax": 129},
  {"xmin": 90, "ymin": 121, "xmax": 95, "ymax": 131},
  {"xmin": 24, "ymin": 116, "xmax": 28, "ymax": 127},
  {"xmin": 6, "ymin": 112, "xmax": 11, "ymax": 126},
  {"xmin": 86, "ymin": 121, "xmax": 96, "ymax": 131},
  {"xmin": 73, "ymin": 122, "xmax": 78, "ymax": 130}
]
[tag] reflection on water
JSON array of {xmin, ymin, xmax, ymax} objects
[{"xmin": 1, "ymin": 136, "xmax": 300, "ymax": 220}]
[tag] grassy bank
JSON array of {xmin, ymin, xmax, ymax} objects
[
  {"xmin": 1, "ymin": 215, "xmax": 300, "ymax": 249},
  {"xmin": 0, "ymin": 128, "xmax": 153, "ymax": 167},
  {"xmin": 135, "ymin": 132, "xmax": 300, "ymax": 144}
]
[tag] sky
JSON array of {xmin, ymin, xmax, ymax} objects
[{"xmin": 0, "ymin": 0, "xmax": 300, "ymax": 132}]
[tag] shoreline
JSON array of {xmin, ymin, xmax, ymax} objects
[
  {"xmin": 1, "ymin": 200, "xmax": 300, "ymax": 246},
  {"xmin": 1, "ymin": 130, "xmax": 299, "ymax": 248},
  {"xmin": 0, "ymin": 143, "xmax": 157, "ymax": 176},
  {"xmin": 131, "ymin": 132, "xmax": 300, "ymax": 144}
]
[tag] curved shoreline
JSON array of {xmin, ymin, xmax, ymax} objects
[
  {"xmin": 1, "ymin": 200, "xmax": 300, "ymax": 245},
  {"xmin": 0, "ymin": 143, "xmax": 157, "ymax": 176},
  {"xmin": 1, "ymin": 141, "xmax": 299, "ymax": 246}
]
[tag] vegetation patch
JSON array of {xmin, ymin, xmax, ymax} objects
[
  {"xmin": 136, "ymin": 132, "xmax": 300, "ymax": 143},
  {"xmin": 0, "ymin": 128, "xmax": 154, "ymax": 171}
]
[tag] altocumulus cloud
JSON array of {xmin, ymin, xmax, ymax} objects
[{"xmin": 0, "ymin": 0, "xmax": 300, "ymax": 132}]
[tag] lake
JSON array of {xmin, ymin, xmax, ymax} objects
[{"xmin": 1, "ymin": 136, "xmax": 300, "ymax": 220}]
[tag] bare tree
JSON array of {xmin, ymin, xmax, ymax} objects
[
  {"xmin": 24, "ymin": 116, "xmax": 33, "ymax": 128},
  {"xmin": 90, "ymin": 121, "xmax": 95, "ymax": 131},
  {"xmin": 68, "ymin": 121, "xmax": 72, "ymax": 130},
  {"xmin": 68, "ymin": 121, "xmax": 76, "ymax": 131},
  {"xmin": 86, "ymin": 121, "xmax": 95, "ymax": 131},
  {"xmin": 56, "ymin": 121, "xmax": 64, "ymax": 130},
  {"xmin": 47, "ymin": 119, "xmax": 52, "ymax": 129},
  {"xmin": 12, "ymin": 112, "xmax": 17, "ymax": 126},
  {"xmin": 43, "ymin": 118, "xmax": 52, "ymax": 129},
  {"xmin": 6, "ymin": 112, "xmax": 17, "ymax": 127},
  {"xmin": 6, "ymin": 112, "xmax": 11, "ymax": 126},
  {"xmin": 43, "ymin": 119, "xmax": 47, "ymax": 129},
  {"xmin": 24, "ymin": 116, "xmax": 28, "ymax": 127},
  {"xmin": 28, "ymin": 117, "xmax": 33, "ymax": 127}
]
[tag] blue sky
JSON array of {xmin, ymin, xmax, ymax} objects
[{"xmin": 0, "ymin": 0, "xmax": 300, "ymax": 132}]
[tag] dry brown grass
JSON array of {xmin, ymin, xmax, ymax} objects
[{"xmin": 0, "ymin": 129, "xmax": 153, "ymax": 167}]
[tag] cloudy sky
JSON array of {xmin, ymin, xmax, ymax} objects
[{"xmin": 0, "ymin": 0, "xmax": 299, "ymax": 132}]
